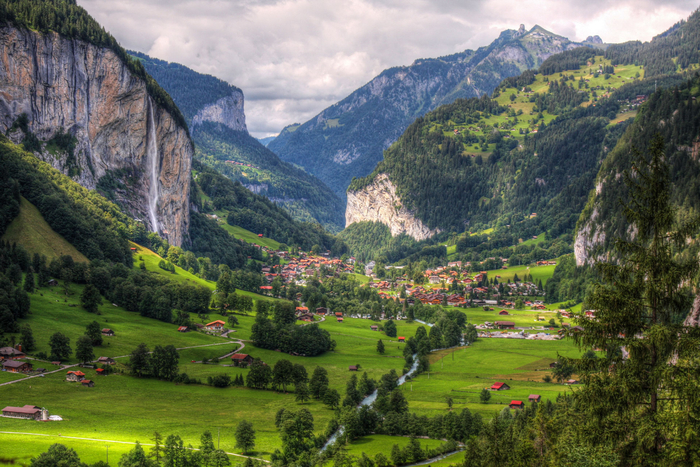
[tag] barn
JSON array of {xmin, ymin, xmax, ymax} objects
[
  {"xmin": 490, "ymin": 382, "xmax": 510, "ymax": 391},
  {"xmin": 1, "ymin": 405, "xmax": 45, "ymax": 420}
]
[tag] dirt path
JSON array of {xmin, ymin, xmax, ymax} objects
[{"xmin": 0, "ymin": 431, "xmax": 269, "ymax": 462}]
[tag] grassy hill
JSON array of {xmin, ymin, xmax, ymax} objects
[{"xmin": 2, "ymin": 196, "xmax": 88, "ymax": 263}]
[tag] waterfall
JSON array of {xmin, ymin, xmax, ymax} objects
[{"xmin": 147, "ymin": 98, "xmax": 160, "ymax": 233}]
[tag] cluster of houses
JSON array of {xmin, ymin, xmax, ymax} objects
[
  {"xmin": 1, "ymin": 346, "xmax": 33, "ymax": 374},
  {"xmin": 488, "ymin": 382, "xmax": 544, "ymax": 409},
  {"xmin": 258, "ymin": 254, "xmax": 355, "ymax": 291},
  {"xmin": 66, "ymin": 370, "xmax": 94, "ymax": 387}
]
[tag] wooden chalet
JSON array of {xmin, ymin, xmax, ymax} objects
[
  {"xmin": 528, "ymin": 394, "xmax": 541, "ymax": 402},
  {"xmin": 348, "ymin": 365, "xmax": 358, "ymax": 371},
  {"xmin": 498, "ymin": 310, "xmax": 510, "ymax": 315},
  {"xmin": 2, "ymin": 405, "xmax": 44, "ymax": 420},
  {"xmin": 370, "ymin": 325, "xmax": 378, "ymax": 331},
  {"xmin": 509, "ymin": 400, "xmax": 524, "ymax": 409},
  {"xmin": 97, "ymin": 357, "xmax": 116, "ymax": 365},
  {"xmin": 0, "ymin": 347, "xmax": 25, "ymax": 360},
  {"xmin": 337, "ymin": 317, "xmax": 344, "ymax": 322},
  {"xmin": 316, "ymin": 307, "xmax": 328, "ymax": 315},
  {"xmin": 96, "ymin": 368, "xmax": 106, "ymax": 375},
  {"xmin": 297, "ymin": 313, "xmax": 314, "ymax": 322},
  {"xmin": 398, "ymin": 336, "xmax": 406, "ymax": 342},
  {"xmin": 490, "ymin": 382, "xmax": 510, "ymax": 391},
  {"xmin": 101, "ymin": 328, "xmax": 115, "ymax": 336},
  {"xmin": 495, "ymin": 321, "xmax": 515, "ymax": 330},
  {"xmin": 2, "ymin": 360, "xmax": 32, "ymax": 373},
  {"xmin": 205, "ymin": 320, "xmax": 226, "ymax": 331},
  {"xmin": 231, "ymin": 354, "xmax": 254, "ymax": 367},
  {"xmin": 177, "ymin": 326, "xmax": 188, "ymax": 332},
  {"xmin": 81, "ymin": 380, "xmax": 95, "ymax": 387},
  {"xmin": 66, "ymin": 370, "xmax": 86, "ymax": 382}
]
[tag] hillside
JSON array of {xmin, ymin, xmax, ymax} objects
[
  {"xmin": 2, "ymin": 196, "xmax": 88, "ymax": 263},
  {"xmin": 132, "ymin": 52, "xmax": 345, "ymax": 231},
  {"xmin": 269, "ymin": 25, "xmax": 598, "ymax": 199},
  {"xmin": 0, "ymin": 0, "xmax": 193, "ymax": 245}
]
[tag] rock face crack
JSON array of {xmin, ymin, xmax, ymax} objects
[
  {"xmin": 0, "ymin": 26, "xmax": 192, "ymax": 246},
  {"xmin": 346, "ymin": 173, "xmax": 441, "ymax": 241}
]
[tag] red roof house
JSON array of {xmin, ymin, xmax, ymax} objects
[
  {"xmin": 529, "ymin": 394, "xmax": 541, "ymax": 402},
  {"xmin": 509, "ymin": 400, "xmax": 524, "ymax": 409},
  {"xmin": 490, "ymin": 382, "xmax": 510, "ymax": 391}
]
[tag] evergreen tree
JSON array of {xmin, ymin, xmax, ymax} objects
[
  {"xmin": 148, "ymin": 431, "xmax": 164, "ymax": 465},
  {"xmin": 376, "ymin": 339, "xmax": 385, "ymax": 354},
  {"xmin": 130, "ymin": 343, "xmax": 151, "ymax": 378},
  {"xmin": 75, "ymin": 335, "xmax": 94, "ymax": 364},
  {"xmin": 309, "ymin": 366, "xmax": 329, "ymax": 399},
  {"xmin": 384, "ymin": 319, "xmax": 397, "ymax": 338},
  {"xmin": 572, "ymin": 135, "xmax": 700, "ymax": 463},
  {"xmin": 118, "ymin": 441, "xmax": 155, "ymax": 467},
  {"xmin": 23, "ymin": 268, "xmax": 35, "ymax": 293},
  {"xmin": 86, "ymin": 321, "xmax": 103, "ymax": 346},
  {"xmin": 19, "ymin": 324, "xmax": 36, "ymax": 352},
  {"xmin": 80, "ymin": 284, "xmax": 102, "ymax": 313}
]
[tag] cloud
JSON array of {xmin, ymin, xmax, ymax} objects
[{"xmin": 78, "ymin": 0, "xmax": 697, "ymax": 137}]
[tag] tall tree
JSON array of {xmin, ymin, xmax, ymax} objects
[
  {"xmin": 234, "ymin": 420, "xmax": 256, "ymax": 454},
  {"xmin": 75, "ymin": 335, "xmax": 94, "ymax": 364},
  {"xmin": 149, "ymin": 431, "xmax": 164, "ymax": 465},
  {"xmin": 80, "ymin": 283, "xmax": 102, "ymax": 313},
  {"xmin": 573, "ymin": 135, "xmax": 700, "ymax": 464},
  {"xmin": 130, "ymin": 343, "xmax": 151, "ymax": 378},
  {"xmin": 86, "ymin": 320, "xmax": 103, "ymax": 346},
  {"xmin": 376, "ymin": 339, "xmax": 385, "ymax": 354},
  {"xmin": 48, "ymin": 332, "xmax": 71, "ymax": 361},
  {"xmin": 118, "ymin": 441, "xmax": 155, "ymax": 467},
  {"xmin": 19, "ymin": 324, "xmax": 36, "ymax": 352},
  {"xmin": 309, "ymin": 366, "xmax": 329, "ymax": 399}
]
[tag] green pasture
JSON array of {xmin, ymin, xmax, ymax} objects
[
  {"xmin": 403, "ymin": 338, "xmax": 583, "ymax": 419},
  {"xmin": 218, "ymin": 223, "xmax": 282, "ymax": 250},
  {"xmin": 486, "ymin": 263, "xmax": 557, "ymax": 285},
  {"xmin": 461, "ymin": 307, "xmax": 570, "ymax": 328},
  {"xmin": 345, "ymin": 434, "xmax": 445, "ymax": 458}
]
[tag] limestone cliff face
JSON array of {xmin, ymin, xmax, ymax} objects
[
  {"xmin": 0, "ymin": 26, "xmax": 192, "ymax": 246},
  {"xmin": 192, "ymin": 92, "xmax": 247, "ymax": 132},
  {"xmin": 346, "ymin": 173, "xmax": 440, "ymax": 241}
]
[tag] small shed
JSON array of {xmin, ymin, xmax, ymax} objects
[
  {"xmin": 495, "ymin": 321, "xmax": 515, "ymax": 330},
  {"xmin": 337, "ymin": 317, "xmax": 343, "ymax": 322},
  {"xmin": 335, "ymin": 312, "xmax": 343, "ymax": 317},
  {"xmin": 81, "ymin": 380, "xmax": 95, "ymax": 387},
  {"xmin": 490, "ymin": 382, "xmax": 510, "ymax": 391},
  {"xmin": 177, "ymin": 326, "xmax": 188, "ymax": 332},
  {"xmin": 370, "ymin": 325, "xmax": 378, "ymax": 331},
  {"xmin": 102, "ymin": 329, "xmax": 115, "ymax": 336},
  {"xmin": 97, "ymin": 357, "xmax": 116, "ymax": 365},
  {"xmin": 528, "ymin": 394, "xmax": 541, "ymax": 402},
  {"xmin": 348, "ymin": 365, "xmax": 358, "ymax": 371},
  {"xmin": 509, "ymin": 400, "xmax": 524, "ymax": 409},
  {"xmin": 96, "ymin": 368, "xmax": 105, "ymax": 375},
  {"xmin": 498, "ymin": 310, "xmax": 510, "ymax": 315},
  {"xmin": 566, "ymin": 379, "xmax": 579, "ymax": 385},
  {"xmin": 398, "ymin": 337, "xmax": 406, "ymax": 342}
]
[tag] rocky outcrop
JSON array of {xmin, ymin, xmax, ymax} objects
[
  {"xmin": 0, "ymin": 26, "xmax": 192, "ymax": 246},
  {"xmin": 192, "ymin": 92, "xmax": 247, "ymax": 132},
  {"xmin": 346, "ymin": 174, "xmax": 440, "ymax": 241}
]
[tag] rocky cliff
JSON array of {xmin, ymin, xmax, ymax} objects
[
  {"xmin": 191, "ymin": 92, "xmax": 247, "ymax": 132},
  {"xmin": 346, "ymin": 173, "xmax": 440, "ymax": 241},
  {"xmin": 0, "ymin": 26, "xmax": 192, "ymax": 246}
]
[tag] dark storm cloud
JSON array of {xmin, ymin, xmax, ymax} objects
[{"xmin": 79, "ymin": 0, "xmax": 698, "ymax": 137}]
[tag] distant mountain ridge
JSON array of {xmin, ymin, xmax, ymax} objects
[
  {"xmin": 268, "ymin": 24, "xmax": 600, "ymax": 199},
  {"xmin": 132, "ymin": 52, "xmax": 346, "ymax": 231}
]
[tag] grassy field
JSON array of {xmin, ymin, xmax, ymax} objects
[
  {"xmin": 345, "ymin": 434, "xmax": 445, "ymax": 458},
  {"xmin": 2, "ymin": 196, "xmax": 88, "ymax": 263},
  {"xmin": 131, "ymin": 243, "xmax": 276, "ymax": 303},
  {"xmin": 217, "ymin": 223, "xmax": 282, "ymax": 250},
  {"xmin": 403, "ymin": 338, "xmax": 583, "ymax": 420},
  {"xmin": 486, "ymin": 263, "xmax": 557, "ymax": 285}
]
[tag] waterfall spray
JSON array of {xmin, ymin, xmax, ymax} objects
[{"xmin": 147, "ymin": 98, "xmax": 160, "ymax": 233}]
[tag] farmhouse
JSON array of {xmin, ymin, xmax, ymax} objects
[
  {"xmin": 297, "ymin": 313, "xmax": 314, "ymax": 322},
  {"xmin": 490, "ymin": 382, "xmax": 510, "ymax": 391},
  {"xmin": 316, "ymin": 307, "xmax": 328, "ymax": 315},
  {"xmin": 495, "ymin": 321, "xmax": 515, "ymax": 330},
  {"xmin": 66, "ymin": 370, "xmax": 85, "ymax": 382},
  {"xmin": 2, "ymin": 360, "xmax": 32, "ymax": 373},
  {"xmin": 205, "ymin": 320, "xmax": 226, "ymax": 331},
  {"xmin": 0, "ymin": 347, "xmax": 25, "ymax": 359},
  {"xmin": 231, "ymin": 354, "xmax": 254, "ymax": 367},
  {"xmin": 97, "ymin": 357, "xmax": 116, "ymax": 365},
  {"xmin": 2, "ymin": 405, "xmax": 45, "ymax": 420},
  {"xmin": 529, "ymin": 394, "xmax": 541, "ymax": 402},
  {"xmin": 509, "ymin": 400, "xmax": 524, "ymax": 409},
  {"xmin": 102, "ymin": 328, "xmax": 115, "ymax": 336}
]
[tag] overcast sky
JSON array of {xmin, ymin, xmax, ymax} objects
[{"xmin": 80, "ymin": 0, "xmax": 698, "ymax": 138}]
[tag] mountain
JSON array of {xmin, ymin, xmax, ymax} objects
[
  {"xmin": 131, "ymin": 52, "xmax": 346, "ymax": 231},
  {"xmin": 268, "ymin": 24, "xmax": 599, "ymax": 199},
  {"xmin": 0, "ymin": 0, "xmax": 193, "ymax": 246},
  {"xmin": 257, "ymin": 136, "xmax": 276, "ymax": 147}
]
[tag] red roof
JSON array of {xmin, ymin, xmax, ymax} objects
[
  {"xmin": 206, "ymin": 320, "xmax": 226, "ymax": 327},
  {"xmin": 2, "ymin": 406, "xmax": 41, "ymax": 414},
  {"xmin": 67, "ymin": 371, "xmax": 85, "ymax": 376},
  {"xmin": 398, "ymin": 337, "xmax": 405, "ymax": 341},
  {"xmin": 510, "ymin": 400, "xmax": 524, "ymax": 407},
  {"xmin": 231, "ymin": 354, "xmax": 250, "ymax": 360},
  {"xmin": 96, "ymin": 368, "xmax": 105, "ymax": 373},
  {"xmin": 491, "ymin": 382, "xmax": 507, "ymax": 389}
]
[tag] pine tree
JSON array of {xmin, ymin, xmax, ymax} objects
[
  {"xmin": 19, "ymin": 324, "xmax": 36, "ymax": 352},
  {"xmin": 23, "ymin": 268, "xmax": 35, "ymax": 293},
  {"xmin": 376, "ymin": 339, "xmax": 385, "ymax": 354},
  {"xmin": 572, "ymin": 135, "xmax": 700, "ymax": 463}
]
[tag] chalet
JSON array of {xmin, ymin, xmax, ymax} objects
[
  {"xmin": 231, "ymin": 354, "xmax": 254, "ymax": 367},
  {"xmin": 66, "ymin": 371, "xmax": 86, "ymax": 382},
  {"xmin": 177, "ymin": 326, "xmax": 188, "ymax": 332},
  {"xmin": 337, "ymin": 317, "xmax": 344, "ymax": 322},
  {"xmin": 498, "ymin": 310, "xmax": 510, "ymax": 315},
  {"xmin": 398, "ymin": 337, "xmax": 406, "ymax": 343},
  {"xmin": 316, "ymin": 307, "xmax": 328, "ymax": 315},
  {"xmin": 428, "ymin": 275, "xmax": 441, "ymax": 284},
  {"xmin": 490, "ymin": 382, "xmax": 510, "ymax": 391},
  {"xmin": 297, "ymin": 313, "xmax": 314, "ymax": 322},
  {"xmin": 205, "ymin": 320, "xmax": 226, "ymax": 331},
  {"xmin": 101, "ymin": 328, "xmax": 115, "ymax": 336},
  {"xmin": 348, "ymin": 365, "xmax": 358, "ymax": 371},
  {"xmin": 529, "ymin": 394, "xmax": 541, "ymax": 402},
  {"xmin": 2, "ymin": 360, "xmax": 32, "ymax": 373},
  {"xmin": 2, "ymin": 405, "xmax": 45, "ymax": 420},
  {"xmin": 370, "ymin": 325, "xmax": 378, "ymax": 331},
  {"xmin": 0, "ymin": 347, "xmax": 25, "ymax": 360},
  {"xmin": 509, "ymin": 400, "xmax": 525, "ymax": 409},
  {"xmin": 495, "ymin": 321, "xmax": 515, "ymax": 330},
  {"xmin": 81, "ymin": 380, "xmax": 95, "ymax": 387},
  {"xmin": 335, "ymin": 312, "xmax": 343, "ymax": 317},
  {"xmin": 97, "ymin": 357, "xmax": 116, "ymax": 365},
  {"xmin": 96, "ymin": 368, "xmax": 105, "ymax": 375},
  {"xmin": 257, "ymin": 234, "xmax": 263, "ymax": 238}
]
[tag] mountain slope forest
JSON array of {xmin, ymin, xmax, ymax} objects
[
  {"xmin": 132, "ymin": 51, "xmax": 346, "ymax": 231},
  {"xmin": 269, "ymin": 25, "xmax": 601, "ymax": 199}
]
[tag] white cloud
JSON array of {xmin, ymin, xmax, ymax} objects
[{"xmin": 78, "ymin": 0, "xmax": 697, "ymax": 137}]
